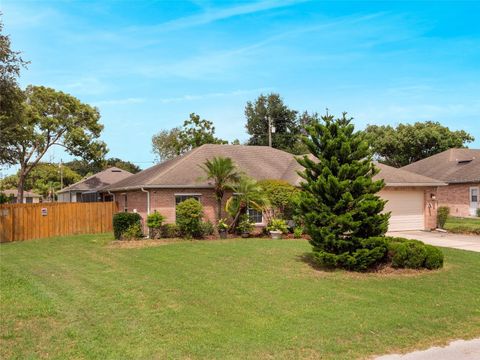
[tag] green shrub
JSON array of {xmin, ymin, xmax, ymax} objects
[
  {"xmin": 146, "ymin": 211, "xmax": 165, "ymax": 239},
  {"xmin": 122, "ymin": 223, "xmax": 143, "ymax": 240},
  {"xmin": 424, "ymin": 245, "xmax": 444, "ymax": 270},
  {"xmin": 161, "ymin": 223, "xmax": 179, "ymax": 238},
  {"xmin": 315, "ymin": 237, "xmax": 388, "ymax": 272},
  {"xmin": 392, "ymin": 241, "xmax": 427, "ymax": 269},
  {"xmin": 293, "ymin": 227, "xmax": 303, "ymax": 239},
  {"xmin": 113, "ymin": 212, "xmax": 142, "ymax": 240},
  {"xmin": 437, "ymin": 207, "xmax": 450, "ymax": 229},
  {"xmin": 176, "ymin": 198, "xmax": 204, "ymax": 238},
  {"xmin": 266, "ymin": 218, "xmax": 288, "ymax": 233},
  {"xmin": 477, "ymin": 208, "xmax": 480, "ymax": 217},
  {"xmin": 237, "ymin": 214, "xmax": 254, "ymax": 234},
  {"xmin": 201, "ymin": 220, "xmax": 214, "ymax": 237},
  {"xmin": 258, "ymin": 179, "xmax": 299, "ymax": 219},
  {"xmin": 217, "ymin": 218, "xmax": 229, "ymax": 231}
]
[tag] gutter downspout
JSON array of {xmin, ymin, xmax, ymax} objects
[
  {"xmin": 141, "ymin": 187, "xmax": 150, "ymax": 215},
  {"xmin": 141, "ymin": 187, "xmax": 150, "ymax": 239},
  {"xmin": 107, "ymin": 190, "xmax": 115, "ymax": 202}
]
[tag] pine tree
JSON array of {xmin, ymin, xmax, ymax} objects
[{"xmin": 297, "ymin": 113, "xmax": 390, "ymax": 271}]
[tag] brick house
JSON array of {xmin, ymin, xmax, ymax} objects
[
  {"xmin": 105, "ymin": 144, "xmax": 444, "ymax": 232},
  {"xmin": 403, "ymin": 148, "xmax": 480, "ymax": 217}
]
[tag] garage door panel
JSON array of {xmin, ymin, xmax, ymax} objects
[{"xmin": 380, "ymin": 189, "xmax": 425, "ymax": 231}]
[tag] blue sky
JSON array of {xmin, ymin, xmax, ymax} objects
[{"xmin": 2, "ymin": 0, "xmax": 479, "ymax": 173}]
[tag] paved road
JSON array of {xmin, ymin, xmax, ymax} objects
[
  {"xmin": 387, "ymin": 230, "xmax": 480, "ymax": 252},
  {"xmin": 375, "ymin": 338, "xmax": 480, "ymax": 360}
]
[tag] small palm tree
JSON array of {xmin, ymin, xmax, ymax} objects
[
  {"xmin": 199, "ymin": 156, "xmax": 240, "ymax": 222},
  {"xmin": 225, "ymin": 176, "xmax": 269, "ymax": 232}
]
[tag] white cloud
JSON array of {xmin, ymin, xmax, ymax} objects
[
  {"xmin": 94, "ymin": 98, "xmax": 145, "ymax": 106},
  {"xmin": 156, "ymin": 87, "xmax": 273, "ymax": 103}
]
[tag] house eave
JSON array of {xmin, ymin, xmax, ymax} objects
[
  {"xmin": 385, "ymin": 182, "xmax": 447, "ymax": 187},
  {"xmin": 107, "ymin": 184, "xmax": 214, "ymax": 192}
]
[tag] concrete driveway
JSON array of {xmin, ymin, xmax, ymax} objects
[
  {"xmin": 375, "ymin": 338, "xmax": 480, "ymax": 360},
  {"xmin": 387, "ymin": 230, "xmax": 480, "ymax": 252}
]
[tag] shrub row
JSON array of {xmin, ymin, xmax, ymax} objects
[
  {"xmin": 313, "ymin": 236, "xmax": 444, "ymax": 271},
  {"xmin": 113, "ymin": 198, "xmax": 215, "ymax": 240},
  {"xmin": 385, "ymin": 237, "xmax": 443, "ymax": 270}
]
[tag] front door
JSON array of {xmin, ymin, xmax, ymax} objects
[{"xmin": 470, "ymin": 187, "xmax": 479, "ymax": 216}]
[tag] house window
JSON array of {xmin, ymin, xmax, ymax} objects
[
  {"xmin": 248, "ymin": 208, "xmax": 263, "ymax": 224},
  {"xmin": 471, "ymin": 188, "xmax": 478, "ymax": 203},
  {"xmin": 175, "ymin": 194, "xmax": 201, "ymax": 205},
  {"xmin": 25, "ymin": 197, "xmax": 33, "ymax": 204},
  {"xmin": 123, "ymin": 193, "xmax": 128, "ymax": 212}
]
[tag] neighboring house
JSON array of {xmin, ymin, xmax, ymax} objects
[
  {"xmin": 2, "ymin": 189, "xmax": 42, "ymax": 203},
  {"xmin": 57, "ymin": 167, "xmax": 133, "ymax": 203},
  {"xmin": 104, "ymin": 144, "xmax": 444, "ymax": 232},
  {"xmin": 403, "ymin": 148, "xmax": 480, "ymax": 217}
]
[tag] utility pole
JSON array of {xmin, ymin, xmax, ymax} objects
[
  {"xmin": 268, "ymin": 115, "xmax": 272, "ymax": 147},
  {"xmin": 267, "ymin": 115, "xmax": 276, "ymax": 147}
]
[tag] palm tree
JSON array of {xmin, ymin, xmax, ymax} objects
[
  {"xmin": 225, "ymin": 176, "xmax": 269, "ymax": 232},
  {"xmin": 199, "ymin": 156, "xmax": 240, "ymax": 222}
]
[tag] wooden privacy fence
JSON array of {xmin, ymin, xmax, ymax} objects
[{"xmin": 0, "ymin": 202, "xmax": 119, "ymax": 242}]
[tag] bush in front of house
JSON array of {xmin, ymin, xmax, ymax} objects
[
  {"xmin": 266, "ymin": 218, "xmax": 289, "ymax": 234},
  {"xmin": 200, "ymin": 220, "xmax": 214, "ymax": 237},
  {"xmin": 237, "ymin": 214, "xmax": 254, "ymax": 236},
  {"xmin": 113, "ymin": 212, "xmax": 142, "ymax": 240},
  {"xmin": 387, "ymin": 237, "xmax": 443, "ymax": 270},
  {"xmin": 437, "ymin": 206, "xmax": 450, "ymax": 229},
  {"xmin": 424, "ymin": 245, "xmax": 444, "ymax": 270},
  {"xmin": 161, "ymin": 223, "xmax": 179, "ymax": 238},
  {"xmin": 122, "ymin": 223, "xmax": 144, "ymax": 240},
  {"xmin": 258, "ymin": 179, "xmax": 300, "ymax": 219},
  {"xmin": 176, "ymin": 198, "xmax": 204, "ymax": 238},
  {"xmin": 477, "ymin": 208, "xmax": 480, "ymax": 217},
  {"xmin": 293, "ymin": 227, "xmax": 303, "ymax": 239},
  {"xmin": 146, "ymin": 210, "xmax": 165, "ymax": 239}
]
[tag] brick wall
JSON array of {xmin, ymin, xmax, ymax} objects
[
  {"xmin": 113, "ymin": 188, "xmax": 231, "ymax": 231},
  {"xmin": 437, "ymin": 183, "xmax": 479, "ymax": 217},
  {"xmin": 423, "ymin": 187, "xmax": 438, "ymax": 230}
]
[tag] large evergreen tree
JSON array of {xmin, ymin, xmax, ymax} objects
[{"xmin": 297, "ymin": 113, "xmax": 390, "ymax": 271}]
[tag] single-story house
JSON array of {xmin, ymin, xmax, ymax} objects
[
  {"xmin": 2, "ymin": 189, "xmax": 42, "ymax": 203},
  {"xmin": 104, "ymin": 144, "xmax": 445, "ymax": 232},
  {"xmin": 402, "ymin": 148, "xmax": 480, "ymax": 217},
  {"xmin": 57, "ymin": 167, "xmax": 133, "ymax": 203}
]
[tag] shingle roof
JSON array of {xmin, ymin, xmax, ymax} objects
[
  {"xmin": 402, "ymin": 148, "xmax": 480, "ymax": 184},
  {"xmin": 58, "ymin": 167, "xmax": 133, "ymax": 193},
  {"xmin": 3, "ymin": 189, "xmax": 42, "ymax": 198},
  {"xmin": 105, "ymin": 144, "xmax": 444, "ymax": 191},
  {"xmin": 373, "ymin": 163, "xmax": 445, "ymax": 186}
]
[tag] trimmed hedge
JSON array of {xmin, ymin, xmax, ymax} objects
[
  {"xmin": 113, "ymin": 212, "xmax": 142, "ymax": 240},
  {"xmin": 437, "ymin": 206, "xmax": 450, "ymax": 229},
  {"xmin": 176, "ymin": 198, "xmax": 204, "ymax": 238},
  {"xmin": 161, "ymin": 224, "xmax": 179, "ymax": 238},
  {"xmin": 387, "ymin": 237, "xmax": 443, "ymax": 270},
  {"xmin": 312, "ymin": 236, "xmax": 444, "ymax": 271}
]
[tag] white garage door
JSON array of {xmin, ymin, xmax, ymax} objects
[{"xmin": 380, "ymin": 189, "xmax": 425, "ymax": 231}]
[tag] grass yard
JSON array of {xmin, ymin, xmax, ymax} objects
[
  {"xmin": 1, "ymin": 235, "xmax": 480, "ymax": 359},
  {"xmin": 444, "ymin": 216, "xmax": 480, "ymax": 234}
]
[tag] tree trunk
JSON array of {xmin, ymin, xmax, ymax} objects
[
  {"xmin": 17, "ymin": 170, "xmax": 26, "ymax": 203},
  {"xmin": 217, "ymin": 198, "xmax": 222, "ymax": 223}
]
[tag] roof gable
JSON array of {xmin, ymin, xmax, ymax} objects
[
  {"xmin": 58, "ymin": 167, "xmax": 133, "ymax": 193},
  {"xmin": 402, "ymin": 148, "xmax": 480, "ymax": 183}
]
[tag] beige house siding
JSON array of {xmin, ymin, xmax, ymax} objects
[
  {"xmin": 380, "ymin": 186, "xmax": 438, "ymax": 231},
  {"xmin": 437, "ymin": 183, "xmax": 480, "ymax": 217}
]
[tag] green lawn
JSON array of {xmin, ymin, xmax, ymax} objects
[
  {"xmin": 1, "ymin": 235, "xmax": 479, "ymax": 359},
  {"xmin": 444, "ymin": 216, "xmax": 480, "ymax": 234}
]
